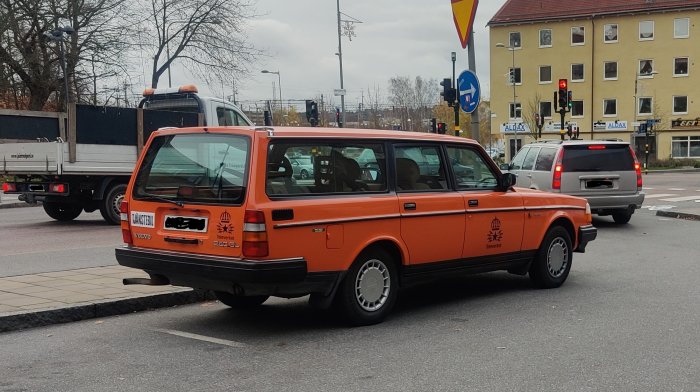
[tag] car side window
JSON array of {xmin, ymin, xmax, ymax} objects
[
  {"xmin": 216, "ymin": 107, "xmax": 249, "ymax": 126},
  {"xmin": 394, "ymin": 145, "xmax": 447, "ymax": 191},
  {"xmin": 535, "ymin": 148, "xmax": 557, "ymax": 171},
  {"xmin": 510, "ymin": 147, "xmax": 529, "ymax": 170},
  {"xmin": 521, "ymin": 147, "xmax": 540, "ymax": 171},
  {"xmin": 446, "ymin": 146, "xmax": 498, "ymax": 190}
]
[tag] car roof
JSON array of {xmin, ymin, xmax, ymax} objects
[
  {"xmin": 151, "ymin": 126, "xmax": 478, "ymax": 145},
  {"xmin": 526, "ymin": 139, "xmax": 629, "ymax": 147}
]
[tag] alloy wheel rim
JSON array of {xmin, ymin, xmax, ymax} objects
[
  {"xmin": 112, "ymin": 193, "xmax": 124, "ymax": 217},
  {"xmin": 547, "ymin": 238, "xmax": 568, "ymax": 278},
  {"xmin": 354, "ymin": 259, "xmax": 390, "ymax": 312}
]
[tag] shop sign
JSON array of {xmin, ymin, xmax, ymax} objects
[
  {"xmin": 605, "ymin": 121, "xmax": 628, "ymax": 131},
  {"xmin": 672, "ymin": 118, "xmax": 700, "ymax": 128},
  {"xmin": 500, "ymin": 122, "xmax": 531, "ymax": 134}
]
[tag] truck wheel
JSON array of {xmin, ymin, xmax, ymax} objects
[
  {"xmin": 612, "ymin": 211, "xmax": 632, "ymax": 224},
  {"xmin": 529, "ymin": 226, "xmax": 573, "ymax": 289},
  {"xmin": 335, "ymin": 249, "xmax": 398, "ymax": 326},
  {"xmin": 100, "ymin": 184, "xmax": 127, "ymax": 225},
  {"xmin": 43, "ymin": 202, "xmax": 82, "ymax": 222},
  {"xmin": 214, "ymin": 291, "xmax": 269, "ymax": 308}
]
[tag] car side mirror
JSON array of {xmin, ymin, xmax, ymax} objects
[
  {"xmin": 499, "ymin": 173, "xmax": 517, "ymax": 190},
  {"xmin": 499, "ymin": 163, "xmax": 511, "ymax": 171}
]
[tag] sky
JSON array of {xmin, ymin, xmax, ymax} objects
[{"xmin": 169, "ymin": 0, "xmax": 509, "ymax": 109}]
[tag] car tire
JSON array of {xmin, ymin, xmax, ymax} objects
[
  {"xmin": 335, "ymin": 248, "xmax": 398, "ymax": 326},
  {"xmin": 612, "ymin": 211, "xmax": 632, "ymax": 224},
  {"xmin": 214, "ymin": 291, "xmax": 269, "ymax": 308},
  {"xmin": 43, "ymin": 202, "xmax": 83, "ymax": 221},
  {"xmin": 300, "ymin": 169, "xmax": 309, "ymax": 180},
  {"xmin": 100, "ymin": 183, "xmax": 127, "ymax": 225},
  {"xmin": 529, "ymin": 226, "xmax": 573, "ymax": 289}
]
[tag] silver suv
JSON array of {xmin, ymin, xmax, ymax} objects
[{"xmin": 502, "ymin": 139, "xmax": 645, "ymax": 224}]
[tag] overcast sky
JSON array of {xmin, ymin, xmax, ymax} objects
[{"xmin": 171, "ymin": 0, "xmax": 508, "ymax": 108}]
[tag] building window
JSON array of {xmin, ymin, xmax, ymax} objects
[
  {"xmin": 639, "ymin": 21, "xmax": 654, "ymax": 40},
  {"xmin": 604, "ymin": 99, "xmax": 617, "ymax": 116},
  {"xmin": 672, "ymin": 136, "xmax": 700, "ymax": 158},
  {"xmin": 675, "ymin": 18, "xmax": 690, "ymax": 38},
  {"xmin": 540, "ymin": 101, "xmax": 552, "ymax": 118},
  {"xmin": 508, "ymin": 67, "xmax": 522, "ymax": 85},
  {"xmin": 539, "ymin": 66, "xmax": 552, "ymax": 83},
  {"xmin": 571, "ymin": 26, "xmax": 585, "ymax": 45},
  {"xmin": 571, "ymin": 101, "xmax": 584, "ymax": 117},
  {"xmin": 571, "ymin": 64, "xmax": 584, "ymax": 81},
  {"xmin": 604, "ymin": 24, "xmax": 618, "ymax": 42},
  {"xmin": 604, "ymin": 61, "xmax": 618, "ymax": 80},
  {"xmin": 509, "ymin": 102, "xmax": 522, "ymax": 119},
  {"xmin": 639, "ymin": 59, "xmax": 654, "ymax": 76},
  {"xmin": 509, "ymin": 32, "xmax": 521, "ymax": 48},
  {"xmin": 673, "ymin": 96, "xmax": 688, "ymax": 114},
  {"xmin": 539, "ymin": 29, "xmax": 552, "ymax": 47},
  {"xmin": 638, "ymin": 97, "xmax": 652, "ymax": 115},
  {"xmin": 674, "ymin": 58, "xmax": 689, "ymax": 76}
]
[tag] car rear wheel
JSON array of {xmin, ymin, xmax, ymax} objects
[
  {"xmin": 100, "ymin": 183, "xmax": 127, "ymax": 225},
  {"xmin": 529, "ymin": 226, "xmax": 572, "ymax": 289},
  {"xmin": 43, "ymin": 202, "xmax": 82, "ymax": 221},
  {"xmin": 612, "ymin": 211, "xmax": 632, "ymax": 224},
  {"xmin": 300, "ymin": 169, "xmax": 309, "ymax": 179},
  {"xmin": 214, "ymin": 291, "xmax": 269, "ymax": 308},
  {"xmin": 335, "ymin": 249, "xmax": 398, "ymax": 326}
]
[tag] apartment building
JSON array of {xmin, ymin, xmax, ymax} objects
[{"xmin": 488, "ymin": 0, "xmax": 700, "ymax": 161}]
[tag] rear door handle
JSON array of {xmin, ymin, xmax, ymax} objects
[{"xmin": 404, "ymin": 202, "xmax": 416, "ymax": 210}]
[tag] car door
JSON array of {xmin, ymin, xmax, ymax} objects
[
  {"xmin": 518, "ymin": 147, "xmax": 541, "ymax": 189},
  {"xmin": 394, "ymin": 144, "xmax": 465, "ymax": 265},
  {"xmin": 530, "ymin": 147, "xmax": 558, "ymax": 191},
  {"xmin": 446, "ymin": 145, "xmax": 525, "ymax": 258}
]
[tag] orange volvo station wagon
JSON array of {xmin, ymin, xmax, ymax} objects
[{"xmin": 115, "ymin": 126, "xmax": 597, "ymax": 325}]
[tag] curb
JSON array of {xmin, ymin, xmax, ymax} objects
[
  {"xmin": 655, "ymin": 210, "xmax": 700, "ymax": 221},
  {"xmin": 0, "ymin": 289, "xmax": 216, "ymax": 333},
  {"xmin": 0, "ymin": 202, "xmax": 36, "ymax": 209},
  {"xmin": 645, "ymin": 168, "xmax": 700, "ymax": 174}
]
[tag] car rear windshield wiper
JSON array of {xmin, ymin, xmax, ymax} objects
[{"xmin": 143, "ymin": 194, "xmax": 184, "ymax": 207}]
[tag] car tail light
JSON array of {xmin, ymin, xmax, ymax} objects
[
  {"xmin": 2, "ymin": 182, "xmax": 16, "ymax": 192},
  {"xmin": 49, "ymin": 183, "xmax": 66, "ymax": 193},
  {"xmin": 120, "ymin": 200, "xmax": 132, "ymax": 245},
  {"xmin": 588, "ymin": 145, "xmax": 606, "ymax": 150},
  {"xmin": 629, "ymin": 147, "xmax": 643, "ymax": 189},
  {"xmin": 552, "ymin": 149, "xmax": 564, "ymax": 190},
  {"xmin": 243, "ymin": 210, "xmax": 268, "ymax": 257}
]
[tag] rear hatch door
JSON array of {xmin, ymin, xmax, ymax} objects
[{"xmin": 560, "ymin": 144, "xmax": 638, "ymax": 195}]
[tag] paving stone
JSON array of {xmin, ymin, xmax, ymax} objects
[
  {"xmin": 6, "ymin": 275, "xmax": 54, "ymax": 283},
  {"xmin": 34, "ymin": 279, "xmax": 83, "ymax": 288},
  {"xmin": 0, "ymin": 280, "xmax": 35, "ymax": 289},
  {"xmin": 1, "ymin": 296, "xmax": 53, "ymax": 307},
  {"xmin": 19, "ymin": 302, "xmax": 66, "ymax": 311},
  {"xmin": 10, "ymin": 285, "xmax": 59, "ymax": 295},
  {"xmin": 52, "ymin": 294, "xmax": 104, "ymax": 304}
]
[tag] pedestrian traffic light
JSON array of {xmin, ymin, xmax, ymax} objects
[
  {"xmin": 440, "ymin": 78, "xmax": 456, "ymax": 106},
  {"xmin": 305, "ymin": 100, "xmax": 319, "ymax": 126},
  {"xmin": 437, "ymin": 122, "xmax": 446, "ymax": 134},
  {"xmin": 558, "ymin": 79, "xmax": 568, "ymax": 110},
  {"xmin": 430, "ymin": 118, "xmax": 437, "ymax": 133}
]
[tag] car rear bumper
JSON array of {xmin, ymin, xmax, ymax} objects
[
  {"xmin": 115, "ymin": 246, "xmax": 341, "ymax": 297},
  {"xmin": 576, "ymin": 225, "xmax": 597, "ymax": 253},
  {"xmin": 582, "ymin": 192, "xmax": 645, "ymax": 211}
]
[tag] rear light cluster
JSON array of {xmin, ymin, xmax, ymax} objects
[
  {"xmin": 120, "ymin": 200, "xmax": 132, "ymax": 245},
  {"xmin": 2, "ymin": 183, "xmax": 16, "ymax": 192},
  {"xmin": 552, "ymin": 149, "xmax": 565, "ymax": 190},
  {"xmin": 629, "ymin": 147, "xmax": 643, "ymax": 189},
  {"xmin": 49, "ymin": 183, "xmax": 66, "ymax": 193},
  {"xmin": 243, "ymin": 210, "xmax": 269, "ymax": 257}
]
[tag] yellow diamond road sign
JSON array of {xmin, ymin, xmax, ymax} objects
[{"xmin": 451, "ymin": 0, "xmax": 479, "ymax": 49}]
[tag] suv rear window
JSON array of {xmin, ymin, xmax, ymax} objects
[
  {"xmin": 133, "ymin": 133, "xmax": 249, "ymax": 204},
  {"xmin": 562, "ymin": 144, "xmax": 634, "ymax": 172}
]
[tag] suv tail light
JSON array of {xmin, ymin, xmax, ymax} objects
[
  {"xmin": 120, "ymin": 200, "xmax": 132, "ymax": 244},
  {"xmin": 552, "ymin": 149, "xmax": 565, "ymax": 190},
  {"xmin": 2, "ymin": 182, "xmax": 16, "ymax": 192},
  {"xmin": 243, "ymin": 210, "xmax": 269, "ymax": 257},
  {"xmin": 629, "ymin": 147, "xmax": 643, "ymax": 189}
]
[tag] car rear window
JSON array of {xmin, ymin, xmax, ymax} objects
[
  {"xmin": 562, "ymin": 144, "xmax": 634, "ymax": 172},
  {"xmin": 133, "ymin": 133, "xmax": 249, "ymax": 204}
]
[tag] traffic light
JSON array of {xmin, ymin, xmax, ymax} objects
[
  {"xmin": 430, "ymin": 118, "xmax": 437, "ymax": 133},
  {"xmin": 558, "ymin": 79, "xmax": 568, "ymax": 110},
  {"xmin": 305, "ymin": 100, "xmax": 319, "ymax": 126},
  {"xmin": 567, "ymin": 91, "xmax": 573, "ymax": 111},
  {"xmin": 437, "ymin": 122, "xmax": 446, "ymax": 134},
  {"xmin": 440, "ymin": 78, "xmax": 456, "ymax": 106}
]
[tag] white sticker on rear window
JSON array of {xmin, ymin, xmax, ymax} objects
[{"xmin": 131, "ymin": 211, "xmax": 155, "ymax": 228}]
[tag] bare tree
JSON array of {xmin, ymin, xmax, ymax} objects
[
  {"xmin": 140, "ymin": 0, "xmax": 260, "ymax": 89},
  {"xmin": 388, "ymin": 76, "xmax": 437, "ymax": 131},
  {"xmin": 522, "ymin": 93, "xmax": 543, "ymax": 140},
  {"xmin": 365, "ymin": 84, "xmax": 384, "ymax": 129}
]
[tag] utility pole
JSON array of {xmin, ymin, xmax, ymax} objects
[
  {"xmin": 336, "ymin": 0, "xmax": 345, "ymax": 127},
  {"xmin": 452, "ymin": 52, "xmax": 459, "ymax": 136},
  {"xmin": 467, "ymin": 32, "xmax": 481, "ymax": 142}
]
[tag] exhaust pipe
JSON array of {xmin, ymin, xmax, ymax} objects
[{"xmin": 123, "ymin": 274, "xmax": 169, "ymax": 286}]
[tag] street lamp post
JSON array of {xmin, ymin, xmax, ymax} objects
[
  {"xmin": 261, "ymin": 70, "xmax": 283, "ymax": 113},
  {"xmin": 496, "ymin": 42, "xmax": 518, "ymax": 156},
  {"xmin": 44, "ymin": 26, "xmax": 74, "ymax": 111},
  {"xmin": 336, "ymin": 0, "xmax": 345, "ymax": 127}
]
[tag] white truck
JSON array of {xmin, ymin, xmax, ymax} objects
[{"xmin": 0, "ymin": 85, "xmax": 253, "ymax": 224}]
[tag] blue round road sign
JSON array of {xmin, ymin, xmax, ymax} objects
[{"xmin": 457, "ymin": 70, "xmax": 481, "ymax": 114}]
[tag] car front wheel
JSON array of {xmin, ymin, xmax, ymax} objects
[{"xmin": 529, "ymin": 226, "xmax": 573, "ymax": 289}]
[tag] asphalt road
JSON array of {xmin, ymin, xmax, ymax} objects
[
  {"xmin": 1, "ymin": 210, "xmax": 699, "ymax": 391},
  {"xmin": 0, "ymin": 207, "xmax": 121, "ymax": 277}
]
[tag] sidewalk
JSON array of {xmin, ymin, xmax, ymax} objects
[{"xmin": 0, "ymin": 191, "xmax": 30, "ymax": 209}]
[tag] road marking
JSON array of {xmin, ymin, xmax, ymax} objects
[
  {"xmin": 669, "ymin": 188, "xmax": 686, "ymax": 191},
  {"xmin": 647, "ymin": 205, "xmax": 676, "ymax": 211},
  {"xmin": 154, "ymin": 328, "xmax": 246, "ymax": 348},
  {"xmin": 660, "ymin": 196, "xmax": 700, "ymax": 202},
  {"xmin": 644, "ymin": 194, "xmax": 677, "ymax": 199},
  {"xmin": 642, "ymin": 187, "xmax": 654, "ymax": 190}
]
